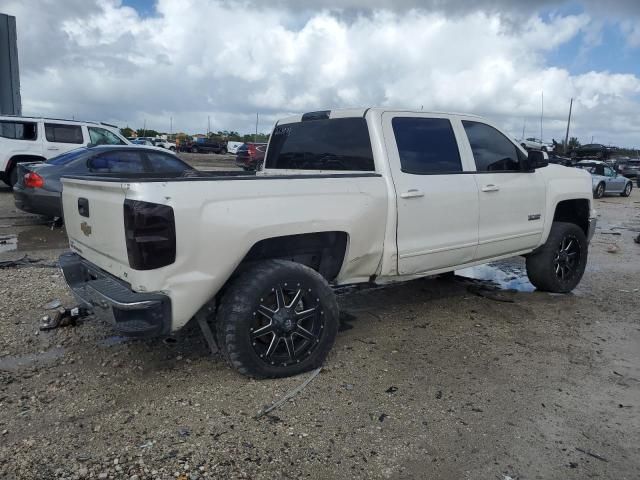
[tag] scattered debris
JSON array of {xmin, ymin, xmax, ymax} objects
[
  {"xmin": 576, "ymin": 447, "xmax": 609, "ymax": 462},
  {"xmin": 378, "ymin": 413, "xmax": 388, "ymax": 422},
  {"xmin": 385, "ymin": 386, "xmax": 398, "ymax": 394},
  {"xmin": 42, "ymin": 299, "xmax": 62, "ymax": 310},
  {"xmin": 634, "ymin": 233, "xmax": 640, "ymax": 244},
  {"xmin": 178, "ymin": 427, "xmax": 191, "ymax": 437},
  {"xmin": 40, "ymin": 306, "xmax": 90, "ymax": 331},
  {"xmin": 606, "ymin": 244, "xmax": 620, "ymax": 254},
  {"xmin": 0, "ymin": 255, "xmax": 58, "ymax": 269},
  {"xmin": 600, "ymin": 231, "xmax": 621, "ymax": 235},
  {"xmin": 435, "ymin": 390, "xmax": 443, "ymax": 399},
  {"xmin": 255, "ymin": 367, "xmax": 322, "ymax": 419}
]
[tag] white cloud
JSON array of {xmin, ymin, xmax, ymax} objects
[{"xmin": 2, "ymin": 0, "xmax": 640, "ymax": 147}]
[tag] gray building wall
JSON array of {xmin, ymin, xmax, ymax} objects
[{"xmin": 0, "ymin": 13, "xmax": 21, "ymax": 115}]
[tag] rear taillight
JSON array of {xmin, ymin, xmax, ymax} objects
[
  {"xmin": 247, "ymin": 144, "xmax": 257, "ymax": 156},
  {"xmin": 24, "ymin": 172, "xmax": 44, "ymax": 188},
  {"xmin": 123, "ymin": 200, "xmax": 176, "ymax": 270}
]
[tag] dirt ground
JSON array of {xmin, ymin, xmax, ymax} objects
[{"xmin": 0, "ymin": 156, "xmax": 639, "ymax": 480}]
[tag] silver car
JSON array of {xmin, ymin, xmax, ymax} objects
[{"xmin": 576, "ymin": 160, "xmax": 633, "ymax": 198}]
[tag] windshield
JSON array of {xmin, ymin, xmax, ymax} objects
[{"xmin": 46, "ymin": 148, "xmax": 87, "ymax": 165}]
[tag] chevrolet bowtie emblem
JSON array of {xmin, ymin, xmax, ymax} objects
[{"xmin": 80, "ymin": 221, "xmax": 92, "ymax": 236}]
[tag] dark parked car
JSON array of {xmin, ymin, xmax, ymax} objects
[
  {"xmin": 571, "ymin": 143, "xmax": 615, "ymax": 161},
  {"xmin": 234, "ymin": 142, "xmax": 267, "ymax": 171},
  {"xmin": 619, "ymin": 158, "xmax": 640, "ymax": 178},
  {"xmin": 13, "ymin": 145, "xmax": 193, "ymax": 218},
  {"xmin": 182, "ymin": 139, "xmax": 227, "ymax": 154}
]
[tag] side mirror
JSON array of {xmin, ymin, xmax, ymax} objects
[{"xmin": 528, "ymin": 150, "xmax": 549, "ymax": 169}]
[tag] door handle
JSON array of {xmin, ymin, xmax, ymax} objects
[
  {"xmin": 47, "ymin": 147, "xmax": 60, "ymax": 151},
  {"xmin": 400, "ymin": 189, "xmax": 425, "ymax": 199},
  {"xmin": 481, "ymin": 184, "xmax": 500, "ymax": 192}
]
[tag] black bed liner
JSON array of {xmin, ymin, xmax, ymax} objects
[{"xmin": 61, "ymin": 171, "xmax": 381, "ymax": 183}]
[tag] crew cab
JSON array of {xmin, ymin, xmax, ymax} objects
[
  {"xmin": 0, "ymin": 116, "xmax": 128, "ymax": 186},
  {"xmin": 59, "ymin": 108, "xmax": 596, "ymax": 378}
]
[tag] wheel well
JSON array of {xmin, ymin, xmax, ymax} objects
[
  {"xmin": 553, "ymin": 199, "xmax": 590, "ymax": 235},
  {"xmin": 238, "ymin": 232, "xmax": 348, "ymax": 282},
  {"xmin": 7, "ymin": 155, "xmax": 46, "ymax": 171}
]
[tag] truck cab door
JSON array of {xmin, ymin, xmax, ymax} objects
[
  {"xmin": 459, "ymin": 119, "xmax": 546, "ymax": 260},
  {"xmin": 382, "ymin": 112, "xmax": 479, "ymax": 275}
]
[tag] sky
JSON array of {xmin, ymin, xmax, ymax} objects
[{"xmin": 2, "ymin": 0, "xmax": 640, "ymax": 147}]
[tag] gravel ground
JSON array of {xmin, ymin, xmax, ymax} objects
[{"xmin": 0, "ymin": 164, "xmax": 639, "ymax": 479}]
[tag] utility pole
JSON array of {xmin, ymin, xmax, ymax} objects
[
  {"xmin": 521, "ymin": 118, "xmax": 526, "ymax": 140},
  {"xmin": 540, "ymin": 91, "xmax": 544, "ymax": 142},
  {"xmin": 207, "ymin": 116, "xmax": 210, "ymax": 137},
  {"xmin": 255, "ymin": 112, "xmax": 259, "ymax": 143},
  {"xmin": 563, "ymin": 97, "xmax": 573, "ymax": 154},
  {"xmin": 170, "ymin": 116, "xmax": 173, "ymax": 136},
  {"xmin": 142, "ymin": 119, "xmax": 146, "ymax": 138}
]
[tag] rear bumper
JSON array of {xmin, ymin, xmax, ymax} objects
[
  {"xmin": 14, "ymin": 188, "xmax": 62, "ymax": 218},
  {"xmin": 587, "ymin": 218, "xmax": 597, "ymax": 243},
  {"xmin": 59, "ymin": 252, "xmax": 171, "ymax": 337}
]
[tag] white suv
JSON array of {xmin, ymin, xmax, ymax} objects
[{"xmin": 0, "ymin": 116, "xmax": 129, "ymax": 186}]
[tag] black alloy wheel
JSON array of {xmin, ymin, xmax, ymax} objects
[
  {"xmin": 553, "ymin": 234, "xmax": 581, "ymax": 283},
  {"xmin": 216, "ymin": 260, "xmax": 339, "ymax": 378},
  {"xmin": 250, "ymin": 283, "xmax": 324, "ymax": 367}
]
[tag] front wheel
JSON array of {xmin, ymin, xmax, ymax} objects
[
  {"xmin": 191, "ymin": 146, "xmax": 198, "ymax": 154},
  {"xmin": 594, "ymin": 182, "xmax": 605, "ymax": 199},
  {"xmin": 219, "ymin": 148, "xmax": 227, "ymax": 155},
  {"xmin": 216, "ymin": 260, "xmax": 339, "ymax": 378},
  {"xmin": 621, "ymin": 182, "xmax": 632, "ymax": 197},
  {"xmin": 526, "ymin": 222, "xmax": 588, "ymax": 293}
]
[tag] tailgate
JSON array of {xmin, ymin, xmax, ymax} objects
[{"xmin": 62, "ymin": 178, "xmax": 131, "ymax": 277}]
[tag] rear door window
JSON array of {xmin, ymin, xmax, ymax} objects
[
  {"xmin": 88, "ymin": 151, "xmax": 146, "ymax": 173},
  {"xmin": 462, "ymin": 121, "xmax": 526, "ymax": 172},
  {"xmin": 88, "ymin": 127, "xmax": 126, "ymax": 145},
  {"xmin": 265, "ymin": 117, "xmax": 375, "ymax": 171},
  {"xmin": 0, "ymin": 120, "xmax": 38, "ymax": 140},
  {"xmin": 392, "ymin": 117, "xmax": 462, "ymax": 174},
  {"xmin": 44, "ymin": 123, "xmax": 84, "ymax": 144}
]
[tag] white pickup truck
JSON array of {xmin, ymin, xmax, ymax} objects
[{"xmin": 59, "ymin": 108, "xmax": 596, "ymax": 378}]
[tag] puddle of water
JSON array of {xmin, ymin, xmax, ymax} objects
[
  {"xmin": 0, "ymin": 347, "xmax": 65, "ymax": 372},
  {"xmin": 0, "ymin": 234, "xmax": 17, "ymax": 253},
  {"xmin": 456, "ymin": 261, "xmax": 536, "ymax": 292},
  {"xmin": 17, "ymin": 226, "xmax": 68, "ymax": 251}
]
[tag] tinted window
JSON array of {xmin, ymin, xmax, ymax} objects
[
  {"xmin": 392, "ymin": 117, "xmax": 462, "ymax": 174},
  {"xmin": 89, "ymin": 151, "xmax": 145, "ymax": 173},
  {"xmin": 88, "ymin": 127, "xmax": 126, "ymax": 146},
  {"xmin": 0, "ymin": 121, "xmax": 38, "ymax": 140},
  {"xmin": 462, "ymin": 121, "xmax": 525, "ymax": 172},
  {"xmin": 604, "ymin": 166, "xmax": 615, "ymax": 177},
  {"xmin": 45, "ymin": 123, "xmax": 83, "ymax": 144},
  {"xmin": 265, "ymin": 118, "xmax": 374, "ymax": 171},
  {"xmin": 145, "ymin": 152, "xmax": 191, "ymax": 172},
  {"xmin": 46, "ymin": 148, "xmax": 88, "ymax": 165}
]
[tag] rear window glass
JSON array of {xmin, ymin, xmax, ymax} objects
[
  {"xmin": 145, "ymin": 152, "xmax": 192, "ymax": 172},
  {"xmin": 89, "ymin": 151, "xmax": 145, "ymax": 173},
  {"xmin": 265, "ymin": 118, "xmax": 375, "ymax": 171},
  {"xmin": 392, "ymin": 117, "xmax": 462, "ymax": 174},
  {"xmin": 45, "ymin": 123, "xmax": 84, "ymax": 144},
  {"xmin": 46, "ymin": 148, "xmax": 87, "ymax": 165},
  {"xmin": 0, "ymin": 120, "xmax": 37, "ymax": 140}
]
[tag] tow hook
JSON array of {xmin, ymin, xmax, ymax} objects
[{"xmin": 40, "ymin": 306, "xmax": 91, "ymax": 331}]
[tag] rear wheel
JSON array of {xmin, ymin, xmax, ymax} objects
[
  {"xmin": 220, "ymin": 148, "xmax": 227, "ymax": 155},
  {"xmin": 191, "ymin": 146, "xmax": 198, "ymax": 154},
  {"xmin": 526, "ymin": 222, "xmax": 588, "ymax": 293},
  {"xmin": 8, "ymin": 165, "xmax": 18, "ymax": 188},
  {"xmin": 594, "ymin": 182, "xmax": 605, "ymax": 199},
  {"xmin": 217, "ymin": 260, "xmax": 339, "ymax": 378},
  {"xmin": 621, "ymin": 182, "xmax": 632, "ymax": 197}
]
